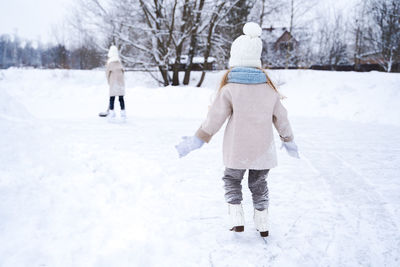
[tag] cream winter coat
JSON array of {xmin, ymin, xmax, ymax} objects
[
  {"xmin": 195, "ymin": 83, "xmax": 293, "ymax": 170},
  {"xmin": 106, "ymin": 61, "xmax": 125, "ymax": 97}
]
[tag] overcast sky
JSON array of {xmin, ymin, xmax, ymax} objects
[
  {"xmin": 0, "ymin": 0, "xmax": 355, "ymax": 43},
  {"xmin": 0, "ymin": 0, "xmax": 73, "ymax": 43}
]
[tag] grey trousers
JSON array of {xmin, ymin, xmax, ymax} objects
[{"xmin": 222, "ymin": 168, "xmax": 270, "ymax": 211}]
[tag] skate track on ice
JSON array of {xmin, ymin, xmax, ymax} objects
[{"xmin": 1, "ymin": 69, "xmax": 400, "ymax": 266}]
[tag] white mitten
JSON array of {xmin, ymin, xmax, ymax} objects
[
  {"xmin": 175, "ymin": 136, "xmax": 204, "ymax": 158},
  {"xmin": 281, "ymin": 141, "xmax": 300, "ymax": 158}
]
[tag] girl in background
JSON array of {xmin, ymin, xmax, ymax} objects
[
  {"xmin": 175, "ymin": 22, "xmax": 299, "ymax": 237},
  {"xmin": 105, "ymin": 45, "xmax": 126, "ymax": 119}
]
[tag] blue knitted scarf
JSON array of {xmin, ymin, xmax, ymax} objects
[{"xmin": 227, "ymin": 67, "xmax": 267, "ymax": 84}]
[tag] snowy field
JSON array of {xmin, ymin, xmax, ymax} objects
[{"xmin": 0, "ymin": 68, "xmax": 400, "ymax": 267}]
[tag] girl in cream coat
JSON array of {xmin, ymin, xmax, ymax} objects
[
  {"xmin": 175, "ymin": 22, "xmax": 299, "ymax": 237},
  {"xmin": 106, "ymin": 45, "xmax": 126, "ymax": 119}
]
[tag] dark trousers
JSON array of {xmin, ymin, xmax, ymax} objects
[
  {"xmin": 109, "ymin": 96, "xmax": 125, "ymax": 110},
  {"xmin": 222, "ymin": 168, "xmax": 270, "ymax": 211}
]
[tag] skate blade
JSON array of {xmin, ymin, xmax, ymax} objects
[
  {"xmin": 99, "ymin": 111, "xmax": 109, "ymax": 117},
  {"xmin": 259, "ymin": 231, "xmax": 269, "ymax": 237},
  {"xmin": 230, "ymin": 226, "xmax": 244, "ymax": 232}
]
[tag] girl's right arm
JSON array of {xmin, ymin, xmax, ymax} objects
[
  {"xmin": 195, "ymin": 87, "xmax": 233, "ymax": 143},
  {"xmin": 175, "ymin": 87, "xmax": 232, "ymax": 158},
  {"xmin": 105, "ymin": 63, "xmax": 111, "ymax": 84}
]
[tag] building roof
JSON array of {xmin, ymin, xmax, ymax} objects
[
  {"xmin": 169, "ymin": 55, "xmax": 216, "ymax": 64},
  {"xmin": 275, "ymin": 31, "xmax": 297, "ymax": 44},
  {"xmin": 261, "ymin": 27, "xmax": 297, "ymax": 44}
]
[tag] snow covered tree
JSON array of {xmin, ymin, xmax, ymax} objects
[
  {"xmin": 170, "ymin": 0, "xmax": 193, "ymax": 85},
  {"xmin": 70, "ymin": 0, "xmax": 256, "ymax": 86},
  {"xmin": 258, "ymin": 0, "xmax": 316, "ymax": 68},
  {"xmin": 66, "ymin": 7, "xmax": 103, "ymax": 69},
  {"xmin": 136, "ymin": 0, "xmax": 177, "ymax": 85},
  {"xmin": 0, "ymin": 35, "xmax": 12, "ymax": 68},
  {"xmin": 352, "ymin": 0, "xmax": 370, "ymax": 68},
  {"xmin": 365, "ymin": 0, "xmax": 400, "ymax": 72},
  {"xmin": 196, "ymin": 0, "xmax": 256, "ymax": 86},
  {"xmin": 283, "ymin": 0, "xmax": 316, "ymax": 68},
  {"xmin": 182, "ymin": 0, "xmax": 205, "ymax": 85},
  {"xmin": 73, "ymin": 0, "xmax": 178, "ymax": 85},
  {"xmin": 253, "ymin": 0, "xmax": 284, "ymax": 27},
  {"xmin": 214, "ymin": 0, "xmax": 257, "ymax": 66},
  {"xmin": 225, "ymin": 0, "xmax": 257, "ymax": 39},
  {"xmin": 315, "ymin": 13, "xmax": 350, "ymax": 67}
]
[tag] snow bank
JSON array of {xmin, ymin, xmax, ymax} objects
[
  {"xmin": 2, "ymin": 68, "xmax": 399, "ymax": 125},
  {"xmin": 204, "ymin": 70, "xmax": 400, "ymax": 126},
  {"xmin": 269, "ymin": 70, "xmax": 400, "ymax": 126},
  {"xmin": 0, "ymin": 77, "xmax": 31, "ymax": 120}
]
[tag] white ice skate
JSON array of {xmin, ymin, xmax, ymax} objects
[
  {"xmin": 254, "ymin": 209, "xmax": 269, "ymax": 237},
  {"xmin": 120, "ymin": 109, "xmax": 126, "ymax": 122},
  {"xmin": 107, "ymin": 109, "xmax": 116, "ymax": 122},
  {"xmin": 228, "ymin": 203, "xmax": 245, "ymax": 232},
  {"xmin": 120, "ymin": 110, "xmax": 126, "ymax": 118}
]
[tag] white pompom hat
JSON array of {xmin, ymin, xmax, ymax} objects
[
  {"xmin": 107, "ymin": 45, "xmax": 120, "ymax": 63},
  {"xmin": 228, "ymin": 22, "xmax": 263, "ymax": 68}
]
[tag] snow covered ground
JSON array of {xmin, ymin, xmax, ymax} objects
[{"xmin": 0, "ymin": 68, "xmax": 400, "ymax": 266}]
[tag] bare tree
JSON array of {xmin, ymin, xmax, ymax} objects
[
  {"xmin": 351, "ymin": 0, "xmax": 370, "ymax": 69},
  {"xmin": 136, "ymin": 0, "xmax": 177, "ymax": 85},
  {"xmin": 71, "ymin": 0, "xmax": 223, "ymax": 86},
  {"xmin": 314, "ymin": 11, "xmax": 350, "ymax": 67},
  {"xmin": 196, "ymin": 2, "xmax": 227, "ymax": 87},
  {"xmin": 183, "ymin": 0, "xmax": 205, "ymax": 85},
  {"xmin": 285, "ymin": 0, "xmax": 317, "ymax": 68},
  {"xmin": 365, "ymin": 0, "xmax": 400, "ymax": 72},
  {"xmin": 170, "ymin": 0, "xmax": 190, "ymax": 85},
  {"xmin": 196, "ymin": 0, "xmax": 249, "ymax": 87},
  {"xmin": 254, "ymin": 0, "xmax": 283, "ymax": 27},
  {"xmin": 286, "ymin": 0, "xmax": 317, "ymax": 33},
  {"xmin": 329, "ymin": 14, "xmax": 350, "ymax": 67}
]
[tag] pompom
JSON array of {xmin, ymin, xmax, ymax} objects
[
  {"xmin": 243, "ymin": 22, "xmax": 262, "ymax": 38},
  {"xmin": 108, "ymin": 45, "xmax": 119, "ymax": 58}
]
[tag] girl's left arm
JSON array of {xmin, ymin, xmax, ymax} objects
[
  {"xmin": 105, "ymin": 64, "xmax": 111, "ymax": 84},
  {"xmin": 272, "ymin": 98, "xmax": 294, "ymax": 142},
  {"xmin": 273, "ymin": 97, "xmax": 300, "ymax": 158}
]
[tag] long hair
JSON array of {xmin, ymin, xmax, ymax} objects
[
  {"xmin": 217, "ymin": 67, "xmax": 233, "ymax": 93},
  {"xmin": 217, "ymin": 68, "xmax": 284, "ymax": 98}
]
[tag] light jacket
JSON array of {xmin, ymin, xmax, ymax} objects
[
  {"xmin": 106, "ymin": 60, "xmax": 125, "ymax": 97},
  {"xmin": 195, "ymin": 67, "xmax": 293, "ymax": 170}
]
